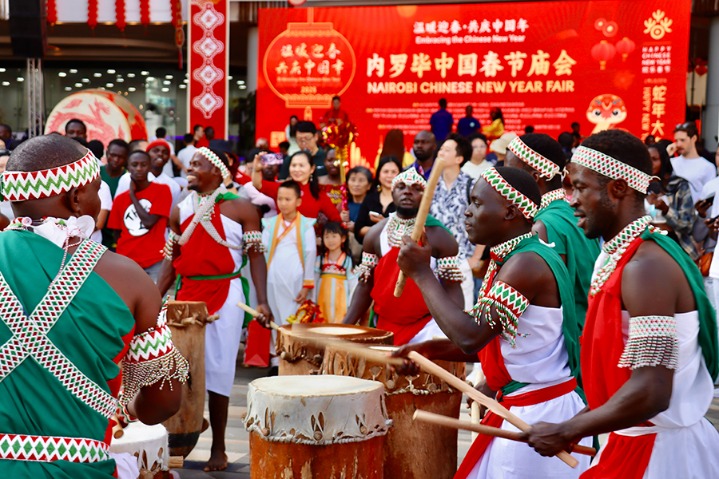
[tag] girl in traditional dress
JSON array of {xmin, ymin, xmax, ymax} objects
[{"xmin": 315, "ymin": 222, "xmax": 357, "ymax": 322}]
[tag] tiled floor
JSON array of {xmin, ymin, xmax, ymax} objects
[{"xmin": 172, "ymin": 359, "xmax": 719, "ymax": 479}]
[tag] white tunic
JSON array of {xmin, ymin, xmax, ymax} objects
[
  {"xmin": 470, "ymin": 305, "xmax": 591, "ymax": 479},
  {"xmin": 178, "ymin": 195, "xmax": 246, "ymax": 397}
]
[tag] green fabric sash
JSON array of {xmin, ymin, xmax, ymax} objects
[
  {"xmin": 0, "ymin": 231, "xmax": 134, "ymax": 478},
  {"xmin": 499, "ymin": 235, "xmax": 584, "ymax": 395},
  {"xmin": 535, "ymin": 199, "xmax": 600, "ymax": 331},
  {"xmin": 642, "ymin": 229, "xmax": 719, "ymax": 380}
]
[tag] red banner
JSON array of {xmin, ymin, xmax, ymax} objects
[
  {"xmin": 188, "ymin": 0, "xmax": 229, "ymax": 140},
  {"xmin": 257, "ymin": 1, "xmax": 690, "ymax": 169}
]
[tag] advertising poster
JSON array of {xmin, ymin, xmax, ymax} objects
[{"xmin": 257, "ymin": 1, "xmax": 690, "ymax": 168}]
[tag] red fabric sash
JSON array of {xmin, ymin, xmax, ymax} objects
[
  {"xmin": 174, "ymin": 204, "xmax": 237, "ymax": 315},
  {"xmin": 455, "ymin": 378, "xmax": 578, "ymax": 479},
  {"xmin": 371, "ymin": 247, "xmax": 432, "ymax": 345},
  {"xmin": 582, "ymin": 238, "xmax": 642, "ymax": 410},
  {"xmin": 580, "ymin": 432, "xmax": 656, "ymax": 479},
  {"xmin": 478, "ymin": 337, "xmax": 514, "ymax": 392}
]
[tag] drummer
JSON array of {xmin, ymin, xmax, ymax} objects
[
  {"xmin": 395, "ymin": 167, "xmax": 590, "ymax": 478},
  {"xmin": 342, "ymin": 167, "xmax": 465, "ymax": 345}
]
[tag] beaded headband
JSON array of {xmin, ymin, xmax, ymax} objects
[
  {"xmin": 481, "ymin": 167, "xmax": 539, "ymax": 220},
  {"xmin": 197, "ymin": 147, "xmax": 231, "ymax": 181},
  {"xmin": 0, "ymin": 149, "xmax": 100, "ymax": 202},
  {"xmin": 572, "ymin": 145, "xmax": 652, "ymax": 194},
  {"xmin": 391, "ymin": 167, "xmax": 426, "ymax": 191},
  {"xmin": 507, "ymin": 137, "xmax": 561, "ymax": 180}
]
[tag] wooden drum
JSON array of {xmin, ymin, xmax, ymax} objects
[
  {"xmin": 276, "ymin": 323, "xmax": 393, "ymax": 375},
  {"xmin": 244, "ymin": 375, "xmax": 391, "ymax": 478},
  {"xmin": 162, "ymin": 300, "xmax": 212, "ymax": 457},
  {"xmin": 322, "ymin": 345, "xmax": 465, "ymax": 479},
  {"xmin": 110, "ymin": 422, "xmax": 169, "ymax": 479}
]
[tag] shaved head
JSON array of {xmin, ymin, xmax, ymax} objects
[{"xmin": 7, "ymin": 135, "xmax": 88, "ymax": 173}]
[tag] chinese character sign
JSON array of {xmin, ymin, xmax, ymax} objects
[{"xmin": 257, "ymin": 1, "xmax": 690, "ymax": 167}]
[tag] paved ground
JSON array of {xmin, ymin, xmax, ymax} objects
[{"xmin": 171, "ymin": 353, "xmax": 719, "ymax": 479}]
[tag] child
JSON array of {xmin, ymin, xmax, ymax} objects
[
  {"xmin": 262, "ymin": 180, "xmax": 317, "ymax": 331},
  {"xmin": 315, "ymin": 222, "xmax": 357, "ymax": 322}
]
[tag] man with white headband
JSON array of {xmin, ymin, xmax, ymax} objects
[
  {"xmin": 157, "ymin": 146, "xmax": 270, "ymax": 473},
  {"xmin": 343, "ymin": 166, "xmax": 464, "ymax": 345},
  {"xmin": 505, "ymin": 133, "xmax": 600, "ymax": 330},
  {"xmin": 0, "ymin": 135, "xmax": 186, "ymax": 477},
  {"xmin": 526, "ymin": 130, "xmax": 719, "ymax": 477},
  {"xmin": 396, "ymin": 166, "xmax": 589, "ymax": 478}
]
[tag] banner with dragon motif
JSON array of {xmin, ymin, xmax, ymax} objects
[{"xmin": 257, "ymin": 1, "xmax": 690, "ymax": 168}]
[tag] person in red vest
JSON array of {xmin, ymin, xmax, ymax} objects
[{"xmin": 525, "ymin": 130, "xmax": 719, "ymax": 477}]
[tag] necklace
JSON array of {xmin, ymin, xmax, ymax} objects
[
  {"xmin": 386, "ymin": 213, "xmax": 416, "ymax": 248},
  {"xmin": 480, "ymin": 232, "xmax": 533, "ymax": 297},
  {"xmin": 540, "ymin": 189, "xmax": 566, "ymax": 210},
  {"xmin": 178, "ymin": 186, "xmax": 241, "ymax": 250},
  {"xmin": 590, "ymin": 215, "xmax": 652, "ymax": 295}
]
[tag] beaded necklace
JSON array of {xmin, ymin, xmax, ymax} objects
[
  {"xmin": 540, "ymin": 189, "xmax": 566, "ymax": 210},
  {"xmin": 589, "ymin": 215, "xmax": 652, "ymax": 295},
  {"xmin": 480, "ymin": 232, "xmax": 533, "ymax": 297},
  {"xmin": 386, "ymin": 213, "xmax": 416, "ymax": 248},
  {"xmin": 178, "ymin": 186, "xmax": 241, "ymax": 250}
]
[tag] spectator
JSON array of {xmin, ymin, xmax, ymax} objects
[
  {"xmin": 279, "ymin": 121, "xmax": 327, "ymax": 179},
  {"xmin": 87, "ymin": 139, "xmax": 104, "ymax": 162},
  {"xmin": 557, "ymin": 131, "xmax": 574, "ymax": 160},
  {"xmin": 177, "ymin": 133, "xmax": 196, "ymax": 178},
  {"xmin": 377, "ymin": 129, "xmax": 414, "ymax": 168},
  {"xmin": 64, "ymin": 119, "xmax": 87, "ymax": 141},
  {"xmin": 101, "ymin": 139, "xmax": 129, "ymax": 197},
  {"xmin": 644, "ymin": 134, "xmax": 657, "ymax": 146},
  {"xmin": 410, "ymin": 130, "xmax": 438, "ymax": 180},
  {"xmin": 320, "ymin": 95, "xmax": 350, "ymax": 128},
  {"xmin": 524, "ymin": 125, "xmax": 535, "ymax": 134},
  {"xmin": 457, "ymin": 105, "xmax": 481, "ymax": 138},
  {"xmin": 461, "ymin": 133, "xmax": 491, "ymax": 180},
  {"xmin": 481, "ymin": 107, "xmax": 505, "ymax": 140},
  {"xmin": 285, "ymin": 115, "xmax": 300, "ymax": 155},
  {"xmin": 252, "ymin": 151, "xmax": 341, "ymax": 224},
  {"xmin": 570, "ymin": 121, "xmax": 583, "ymax": 148},
  {"xmin": 129, "ymin": 139, "xmax": 148, "ymax": 152},
  {"xmin": 354, "ymin": 156, "xmax": 401, "ymax": 242},
  {"xmin": 0, "ymin": 123, "xmax": 17, "ymax": 150},
  {"xmin": 91, "ymin": 181, "xmax": 113, "ymax": 247},
  {"xmin": 429, "ymin": 133, "xmax": 476, "ymax": 308},
  {"xmin": 429, "ymin": 98, "xmax": 453, "ymax": 143},
  {"xmin": 147, "ymin": 139, "xmax": 182, "ymax": 207},
  {"xmin": 671, "ymin": 121, "xmax": 716, "ymax": 203},
  {"xmin": 192, "ymin": 124, "xmax": 205, "ymax": 146},
  {"xmin": 319, "ymin": 149, "xmax": 344, "ymax": 210},
  {"xmin": 489, "ymin": 132, "xmax": 518, "ymax": 165},
  {"xmin": 341, "ymin": 166, "xmax": 373, "ymax": 262},
  {"xmin": 278, "ymin": 141, "xmax": 291, "ymax": 161}
]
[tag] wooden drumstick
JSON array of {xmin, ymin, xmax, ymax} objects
[
  {"xmin": 237, "ymin": 302, "xmax": 281, "ymax": 331},
  {"xmin": 112, "ymin": 415, "xmax": 124, "ymax": 439},
  {"xmin": 394, "ymin": 157, "xmax": 444, "ymax": 297},
  {"xmin": 295, "ymin": 331, "xmax": 406, "ymax": 367},
  {"xmin": 413, "ymin": 410, "xmax": 596, "ymax": 457},
  {"xmin": 407, "ymin": 351, "xmax": 579, "ymax": 468},
  {"xmin": 470, "ymin": 401, "xmax": 481, "ymax": 442}
]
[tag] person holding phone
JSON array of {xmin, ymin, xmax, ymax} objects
[{"xmin": 354, "ymin": 156, "xmax": 402, "ymax": 243}]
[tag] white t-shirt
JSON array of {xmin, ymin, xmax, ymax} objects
[
  {"xmin": 461, "ymin": 160, "xmax": 492, "ymax": 180},
  {"xmin": 91, "ymin": 181, "xmax": 113, "ymax": 244},
  {"xmin": 177, "ymin": 145, "xmax": 197, "ymax": 178},
  {"xmin": 116, "ymin": 172, "xmax": 182, "ymax": 210},
  {"xmin": 670, "ymin": 155, "xmax": 716, "ymax": 204}
]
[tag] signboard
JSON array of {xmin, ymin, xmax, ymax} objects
[{"xmin": 257, "ymin": 1, "xmax": 690, "ymax": 168}]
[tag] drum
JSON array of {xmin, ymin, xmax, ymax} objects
[
  {"xmin": 321, "ymin": 345, "xmax": 465, "ymax": 479},
  {"xmin": 110, "ymin": 422, "xmax": 169, "ymax": 479},
  {"xmin": 161, "ymin": 301, "xmax": 213, "ymax": 457},
  {"xmin": 276, "ymin": 323, "xmax": 393, "ymax": 375},
  {"xmin": 245, "ymin": 375, "xmax": 391, "ymax": 479}
]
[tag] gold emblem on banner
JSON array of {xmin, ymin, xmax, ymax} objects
[{"xmin": 643, "ymin": 10, "xmax": 672, "ymax": 40}]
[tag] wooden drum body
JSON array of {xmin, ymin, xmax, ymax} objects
[
  {"xmin": 276, "ymin": 323, "xmax": 393, "ymax": 375},
  {"xmin": 244, "ymin": 375, "xmax": 391, "ymax": 479},
  {"xmin": 162, "ymin": 301, "xmax": 210, "ymax": 457},
  {"xmin": 322, "ymin": 345, "xmax": 465, "ymax": 479}
]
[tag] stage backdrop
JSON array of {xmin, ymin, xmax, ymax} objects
[{"xmin": 257, "ymin": 1, "xmax": 690, "ymax": 169}]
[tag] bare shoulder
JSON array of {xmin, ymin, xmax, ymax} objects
[
  {"xmin": 220, "ymin": 196, "xmax": 256, "ymax": 219},
  {"xmin": 532, "ymin": 220, "xmax": 548, "ymax": 242},
  {"xmin": 364, "ymin": 218, "xmax": 388, "ymax": 254},
  {"xmin": 624, "ymin": 240, "xmax": 683, "ymax": 283},
  {"xmin": 501, "ymin": 249, "xmax": 553, "ymax": 280}
]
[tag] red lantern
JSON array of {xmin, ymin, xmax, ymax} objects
[
  {"xmin": 591, "ymin": 40, "xmax": 616, "ymax": 70},
  {"xmin": 594, "ymin": 18, "xmax": 606, "ymax": 31},
  {"xmin": 116, "ymin": 0, "xmax": 126, "ymax": 32},
  {"xmin": 602, "ymin": 21, "xmax": 618, "ymax": 38},
  {"xmin": 695, "ymin": 59, "xmax": 708, "ymax": 76},
  {"xmin": 615, "ymin": 37, "xmax": 635, "ymax": 61},
  {"xmin": 88, "ymin": 0, "xmax": 98, "ymax": 29},
  {"xmin": 47, "ymin": 0, "xmax": 57, "ymax": 25}
]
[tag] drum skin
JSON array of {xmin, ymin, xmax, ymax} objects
[
  {"xmin": 162, "ymin": 301, "xmax": 209, "ymax": 458},
  {"xmin": 276, "ymin": 323, "xmax": 393, "ymax": 375},
  {"xmin": 322, "ymin": 345, "xmax": 465, "ymax": 479}
]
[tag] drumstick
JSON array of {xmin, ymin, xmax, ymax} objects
[
  {"xmin": 407, "ymin": 351, "xmax": 579, "ymax": 468},
  {"xmin": 413, "ymin": 410, "xmax": 596, "ymax": 457},
  {"xmin": 237, "ymin": 302, "xmax": 281, "ymax": 331},
  {"xmin": 394, "ymin": 157, "xmax": 445, "ymax": 297},
  {"xmin": 112, "ymin": 415, "xmax": 124, "ymax": 439},
  {"xmin": 470, "ymin": 401, "xmax": 481, "ymax": 442},
  {"xmin": 296, "ymin": 331, "xmax": 406, "ymax": 367}
]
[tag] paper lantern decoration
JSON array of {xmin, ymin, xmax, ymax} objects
[
  {"xmin": 45, "ymin": 90, "xmax": 147, "ymax": 147},
  {"xmin": 615, "ymin": 37, "xmax": 635, "ymax": 61},
  {"xmin": 591, "ymin": 40, "xmax": 616, "ymax": 70},
  {"xmin": 602, "ymin": 21, "xmax": 618, "ymax": 37},
  {"xmin": 263, "ymin": 22, "xmax": 356, "ymax": 110}
]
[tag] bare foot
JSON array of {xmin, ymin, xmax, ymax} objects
[{"xmin": 203, "ymin": 450, "xmax": 228, "ymax": 472}]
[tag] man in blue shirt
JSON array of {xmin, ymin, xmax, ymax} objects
[
  {"xmin": 457, "ymin": 105, "xmax": 481, "ymax": 138},
  {"xmin": 430, "ymin": 98, "xmax": 453, "ymax": 144}
]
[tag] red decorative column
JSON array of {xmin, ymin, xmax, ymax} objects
[{"xmin": 188, "ymin": 0, "xmax": 229, "ymax": 140}]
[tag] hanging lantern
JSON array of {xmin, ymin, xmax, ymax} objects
[
  {"xmin": 591, "ymin": 40, "xmax": 616, "ymax": 70},
  {"xmin": 695, "ymin": 59, "xmax": 708, "ymax": 76},
  {"xmin": 47, "ymin": 0, "xmax": 58, "ymax": 25},
  {"xmin": 116, "ymin": 0, "xmax": 126, "ymax": 32},
  {"xmin": 615, "ymin": 37, "xmax": 635, "ymax": 61},
  {"xmin": 87, "ymin": 0, "xmax": 98, "ymax": 29},
  {"xmin": 263, "ymin": 22, "xmax": 356, "ymax": 112}
]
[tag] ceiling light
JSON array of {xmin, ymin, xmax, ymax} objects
[
  {"xmin": 183, "ymin": 78, "xmax": 188, "ymax": 83},
  {"xmin": 141, "ymin": 71, "xmax": 149, "ymax": 76},
  {"xmin": 163, "ymin": 80, "xmax": 171, "ymax": 85},
  {"xmin": 74, "ymin": 82, "xmax": 82, "ymax": 87},
  {"xmin": 127, "ymin": 73, "xmax": 136, "ymax": 78},
  {"xmin": 239, "ymin": 85, "xmax": 247, "ymax": 89},
  {"xmin": 165, "ymin": 74, "xmax": 173, "ymax": 79},
  {"xmin": 16, "ymin": 77, "xmax": 24, "ymax": 82},
  {"xmin": 69, "ymin": 69, "xmax": 78, "ymax": 73},
  {"xmin": 93, "ymin": 72, "xmax": 102, "ymax": 77},
  {"xmin": 58, "ymin": 72, "xmax": 67, "ymax": 77},
  {"xmin": 82, "ymin": 78, "xmax": 90, "ymax": 83},
  {"xmin": 228, "ymin": 75, "xmax": 233, "ymax": 80},
  {"xmin": 64, "ymin": 86, "xmax": 72, "ymax": 91},
  {"xmin": 128, "ymin": 87, "xmax": 136, "ymax": 92},
  {"xmin": 107, "ymin": 69, "xmax": 116, "ymax": 74},
  {"xmin": 0, "ymin": 68, "xmax": 6, "ymax": 73},
  {"xmin": 1, "ymin": 82, "xmax": 10, "ymax": 86},
  {"xmin": 117, "ymin": 78, "xmax": 124, "ymax": 83},
  {"xmin": 238, "ymin": 80, "xmax": 245, "ymax": 84},
  {"xmin": 161, "ymin": 87, "xmax": 170, "ymax": 92},
  {"xmin": 147, "ymin": 76, "xmax": 155, "ymax": 81},
  {"xmin": 179, "ymin": 84, "xmax": 186, "ymax": 89},
  {"xmin": 106, "ymin": 83, "xmax": 114, "ymax": 88}
]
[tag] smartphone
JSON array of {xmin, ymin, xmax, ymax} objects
[
  {"xmin": 261, "ymin": 153, "xmax": 284, "ymax": 166},
  {"xmin": 705, "ymin": 195, "xmax": 716, "ymax": 206},
  {"xmin": 369, "ymin": 211, "xmax": 383, "ymax": 219}
]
